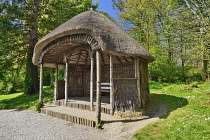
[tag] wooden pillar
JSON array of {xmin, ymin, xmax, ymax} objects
[
  {"xmin": 96, "ymin": 50, "xmax": 101, "ymax": 126},
  {"xmin": 64, "ymin": 56, "xmax": 69, "ymax": 106},
  {"xmin": 54, "ymin": 63, "xmax": 58, "ymax": 102},
  {"xmin": 136, "ymin": 57, "xmax": 141, "ymax": 108},
  {"xmin": 90, "ymin": 56, "xmax": 94, "ymax": 111},
  {"xmin": 110, "ymin": 54, "xmax": 114, "ymax": 115},
  {"xmin": 135, "ymin": 57, "xmax": 137, "ymax": 78},
  {"xmin": 39, "ymin": 63, "xmax": 44, "ymax": 103}
]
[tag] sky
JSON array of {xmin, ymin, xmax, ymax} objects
[{"xmin": 93, "ymin": 0, "xmax": 118, "ymax": 21}]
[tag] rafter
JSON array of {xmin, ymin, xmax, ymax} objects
[
  {"xmin": 76, "ymin": 49, "xmax": 83, "ymax": 65},
  {"xmin": 130, "ymin": 56, "xmax": 135, "ymax": 61},
  {"xmin": 116, "ymin": 56, "xmax": 123, "ymax": 65},
  {"xmin": 123, "ymin": 56, "xmax": 129, "ymax": 64},
  {"xmin": 101, "ymin": 53, "xmax": 105, "ymax": 65},
  {"xmin": 85, "ymin": 50, "xmax": 88, "ymax": 65}
]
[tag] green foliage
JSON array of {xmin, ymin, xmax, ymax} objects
[
  {"xmin": 43, "ymin": 67, "xmax": 55, "ymax": 86},
  {"xmin": 149, "ymin": 60, "xmax": 188, "ymax": 83},
  {"xmin": 58, "ymin": 69, "xmax": 64, "ymax": 80},
  {"xmin": 134, "ymin": 81, "xmax": 210, "ymax": 140},
  {"xmin": 0, "ymin": 81, "xmax": 13, "ymax": 95},
  {"xmin": 113, "ymin": 0, "xmax": 210, "ymax": 83},
  {"xmin": 35, "ymin": 101, "xmax": 43, "ymax": 112},
  {"xmin": 0, "ymin": 69, "xmax": 24, "ymax": 95},
  {"xmin": 96, "ymin": 121, "xmax": 103, "ymax": 129},
  {"xmin": 186, "ymin": 68, "xmax": 206, "ymax": 83},
  {"xmin": 39, "ymin": 0, "xmax": 99, "ymax": 37},
  {"xmin": 0, "ymin": 0, "xmax": 99, "ymax": 95},
  {"xmin": 0, "ymin": 86, "xmax": 53, "ymax": 110},
  {"xmin": 23, "ymin": 54, "xmax": 32, "ymax": 94},
  {"xmin": 0, "ymin": 0, "xmax": 27, "ymax": 94},
  {"xmin": 98, "ymin": 11, "xmax": 116, "ymax": 23}
]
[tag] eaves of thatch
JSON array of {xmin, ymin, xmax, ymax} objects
[{"xmin": 33, "ymin": 9, "xmax": 154, "ymax": 66}]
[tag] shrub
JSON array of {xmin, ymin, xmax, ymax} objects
[{"xmin": 35, "ymin": 101, "xmax": 43, "ymax": 112}]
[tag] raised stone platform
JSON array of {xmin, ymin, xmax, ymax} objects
[
  {"xmin": 41, "ymin": 105, "xmax": 117, "ymax": 128},
  {"xmin": 55, "ymin": 96, "xmax": 111, "ymax": 114}
]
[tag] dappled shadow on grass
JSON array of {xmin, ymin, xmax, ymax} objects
[
  {"xmin": 0, "ymin": 91, "xmax": 53, "ymax": 110},
  {"xmin": 145, "ymin": 93, "xmax": 188, "ymax": 119}
]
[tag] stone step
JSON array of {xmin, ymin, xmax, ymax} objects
[
  {"xmin": 41, "ymin": 107, "xmax": 95, "ymax": 127},
  {"xmin": 41, "ymin": 105, "xmax": 117, "ymax": 127},
  {"xmin": 55, "ymin": 100, "xmax": 111, "ymax": 115}
]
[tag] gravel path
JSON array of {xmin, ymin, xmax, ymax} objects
[
  {"xmin": 0, "ymin": 109, "xmax": 114, "ymax": 140},
  {"xmin": 0, "ymin": 101, "xmax": 168, "ymax": 140}
]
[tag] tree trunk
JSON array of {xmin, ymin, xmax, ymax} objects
[
  {"xmin": 25, "ymin": 0, "xmax": 39, "ymax": 95},
  {"xmin": 203, "ymin": 45, "xmax": 209, "ymax": 80}
]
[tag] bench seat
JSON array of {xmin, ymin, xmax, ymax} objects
[
  {"xmin": 95, "ymin": 83, "xmax": 110, "ymax": 94},
  {"xmin": 101, "ymin": 83, "xmax": 110, "ymax": 86}
]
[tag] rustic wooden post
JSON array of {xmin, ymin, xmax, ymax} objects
[
  {"xmin": 136, "ymin": 57, "xmax": 141, "ymax": 108},
  {"xmin": 135, "ymin": 56, "xmax": 137, "ymax": 78},
  {"xmin": 96, "ymin": 50, "xmax": 101, "ymax": 126},
  {"xmin": 64, "ymin": 55, "xmax": 69, "ymax": 106},
  {"xmin": 54, "ymin": 63, "xmax": 58, "ymax": 102},
  {"xmin": 90, "ymin": 56, "xmax": 94, "ymax": 111},
  {"xmin": 39, "ymin": 63, "xmax": 44, "ymax": 103},
  {"xmin": 110, "ymin": 54, "xmax": 114, "ymax": 115}
]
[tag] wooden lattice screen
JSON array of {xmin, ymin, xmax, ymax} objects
[
  {"xmin": 57, "ymin": 80, "xmax": 65, "ymax": 99},
  {"xmin": 56, "ymin": 60, "xmax": 149, "ymax": 113},
  {"xmin": 113, "ymin": 78, "xmax": 139, "ymax": 112},
  {"xmin": 67, "ymin": 66, "xmax": 92, "ymax": 97},
  {"xmin": 65, "ymin": 64, "xmax": 135, "ymax": 97}
]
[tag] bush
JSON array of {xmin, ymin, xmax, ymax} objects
[
  {"xmin": 0, "ymin": 80, "xmax": 14, "ymax": 95},
  {"xmin": 0, "ymin": 69, "xmax": 24, "ymax": 95},
  {"xmin": 35, "ymin": 101, "xmax": 43, "ymax": 112},
  {"xmin": 149, "ymin": 61, "xmax": 186, "ymax": 83},
  {"xmin": 185, "ymin": 68, "xmax": 204, "ymax": 83}
]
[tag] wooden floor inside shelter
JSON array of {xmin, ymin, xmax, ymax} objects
[{"xmin": 54, "ymin": 96, "xmax": 111, "ymax": 114}]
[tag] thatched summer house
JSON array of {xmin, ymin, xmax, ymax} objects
[{"xmin": 32, "ymin": 9, "xmax": 154, "ymax": 125}]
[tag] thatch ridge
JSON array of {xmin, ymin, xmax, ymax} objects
[{"xmin": 33, "ymin": 10, "xmax": 154, "ymax": 65}]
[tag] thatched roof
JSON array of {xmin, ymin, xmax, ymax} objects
[{"xmin": 33, "ymin": 9, "xmax": 154, "ymax": 66}]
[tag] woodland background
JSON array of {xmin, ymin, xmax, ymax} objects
[{"xmin": 0, "ymin": 0, "xmax": 209, "ymax": 95}]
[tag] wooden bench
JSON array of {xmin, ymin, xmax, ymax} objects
[
  {"xmin": 95, "ymin": 83, "xmax": 110, "ymax": 95},
  {"xmin": 101, "ymin": 83, "xmax": 110, "ymax": 93}
]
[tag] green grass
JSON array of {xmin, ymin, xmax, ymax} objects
[
  {"xmin": 134, "ymin": 81, "xmax": 210, "ymax": 140},
  {"xmin": 0, "ymin": 86, "xmax": 53, "ymax": 110},
  {"xmin": 0, "ymin": 92, "xmax": 23, "ymax": 101},
  {"xmin": 1, "ymin": 81, "xmax": 209, "ymax": 139}
]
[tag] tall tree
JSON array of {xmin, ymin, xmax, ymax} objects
[
  {"xmin": 24, "ymin": 0, "xmax": 39, "ymax": 95},
  {"xmin": 0, "ymin": 0, "xmax": 27, "ymax": 94},
  {"xmin": 184, "ymin": 0, "xmax": 210, "ymax": 80},
  {"xmin": 112, "ymin": 0, "xmax": 209, "ymax": 82},
  {"xmin": 0, "ymin": 0, "xmax": 98, "ymax": 95}
]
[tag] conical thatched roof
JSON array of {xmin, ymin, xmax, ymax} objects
[{"xmin": 33, "ymin": 9, "xmax": 154, "ymax": 66}]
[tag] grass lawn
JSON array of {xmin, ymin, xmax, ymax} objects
[
  {"xmin": 134, "ymin": 81, "xmax": 210, "ymax": 140},
  {"xmin": 0, "ymin": 81, "xmax": 209, "ymax": 139},
  {"xmin": 0, "ymin": 86, "xmax": 53, "ymax": 110}
]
